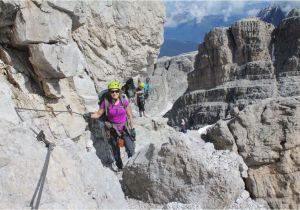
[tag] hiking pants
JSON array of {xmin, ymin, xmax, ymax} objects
[{"xmin": 109, "ymin": 133, "xmax": 135, "ymax": 169}]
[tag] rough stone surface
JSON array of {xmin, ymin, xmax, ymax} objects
[
  {"xmin": 167, "ymin": 16, "xmax": 300, "ymax": 129},
  {"xmin": 0, "ymin": 0, "xmax": 166, "ymax": 208},
  {"xmin": 274, "ymin": 10, "xmax": 300, "ymax": 76},
  {"xmin": 206, "ymin": 120, "xmax": 237, "ymax": 152},
  {"xmin": 72, "ymin": 0, "xmax": 166, "ymax": 90},
  {"xmin": 29, "ymin": 42, "xmax": 86, "ymax": 79},
  {"xmin": 206, "ymin": 97, "xmax": 300, "ymax": 209},
  {"xmin": 145, "ymin": 51, "xmax": 196, "ymax": 116},
  {"xmin": 12, "ymin": 0, "xmax": 72, "ymax": 45},
  {"xmin": 0, "ymin": 120, "xmax": 128, "ymax": 209},
  {"xmin": 123, "ymin": 133, "xmax": 249, "ymax": 208}
]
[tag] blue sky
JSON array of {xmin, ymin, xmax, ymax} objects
[{"xmin": 164, "ymin": 0, "xmax": 300, "ymax": 27}]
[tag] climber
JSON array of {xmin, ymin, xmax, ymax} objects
[
  {"xmin": 136, "ymin": 82, "xmax": 146, "ymax": 117},
  {"xmin": 122, "ymin": 78, "xmax": 136, "ymax": 103},
  {"xmin": 144, "ymin": 77, "xmax": 150, "ymax": 100},
  {"xmin": 83, "ymin": 81, "xmax": 136, "ymax": 170}
]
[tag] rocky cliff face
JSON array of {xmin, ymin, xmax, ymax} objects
[
  {"xmin": 165, "ymin": 9, "xmax": 300, "ymax": 209},
  {"xmin": 257, "ymin": 5, "xmax": 286, "ymax": 26},
  {"xmin": 0, "ymin": 0, "xmax": 165, "ymax": 208},
  {"xmin": 145, "ymin": 51, "xmax": 196, "ymax": 116},
  {"xmin": 167, "ymin": 12, "xmax": 300, "ymax": 129},
  {"xmin": 206, "ymin": 97, "xmax": 300, "ymax": 209}
]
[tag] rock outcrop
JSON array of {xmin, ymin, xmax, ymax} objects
[
  {"xmin": 167, "ymin": 14, "xmax": 300, "ymax": 129},
  {"xmin": 145, "ymin": 52, "xmax": 196, "ymax": 116},
  {"xmin": 122, "ymin": 131, "xmax": 265, "ymax": 209},
  {"xmin": 257, "ymin": 5, "xmax": 286, "ymax": 26},
  {"xmin": 206, "ymin": 97, "xmax": 300, "ymax": 209},
  {"xmin": 0, "ymin": 0, "xmax": 165, "ymax": 208}
]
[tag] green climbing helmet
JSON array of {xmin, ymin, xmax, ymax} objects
[
  {"xmin": 138, "ymin": 82, "xmax": 145, "ymax": 88},
  {"xmin": 108, "ymin": 80, "xmax": 122, "ymax": 90}
]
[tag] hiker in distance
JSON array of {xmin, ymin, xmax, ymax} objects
[
  {"xmin": 136, "ymin": 82, "xmax": 146, "ymax": 117},
  {"xmin": 144, "ymin": 77, "xmax": 150, "ymax": 100},
  {"xmin": 84, "ymin": 81, "xmax": 136, "ymax": 170}
]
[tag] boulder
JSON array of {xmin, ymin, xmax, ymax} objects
[
  {"xmin": 29, "ymin": 42, "xmax": 86, "ymax": 79},
  {"xmin": 123, "ymin": 134, "xmax": 248, "ymax": 209},
  {"xmin": 11, "ymin": 0, "xmax": 72, "ymax": 45},
  {"xmin": 206, "ymin": 120, "xmax": 237, "ymax": 151}
]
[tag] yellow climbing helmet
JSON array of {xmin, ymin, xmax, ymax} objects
[
  {"xmin": 108, "ymin": 80, "xmax": 122, "ymax": 90},
  {"xmin": 138, "ymin": 82, "xmax": 145, "ymax": 88}
]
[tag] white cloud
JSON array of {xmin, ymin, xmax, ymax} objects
[
  {"xmin": 164, "ymin": 0, "xmax": 300, "ymax": 27},
  {"xmin": 165, "ymin": 0, "xmax": 255, "ymax": 27},
  {"xmin": 247, "ymin": 9, "xmax": 260, "ymax": 16}
]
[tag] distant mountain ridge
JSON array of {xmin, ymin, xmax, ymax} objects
[
  {"xmin": 159, "ymin": 39, "xmax": 198, "ymax": 57},
  {"xmin": 257, "ymin": 5, "xmax": 286, "ymax": 26}
]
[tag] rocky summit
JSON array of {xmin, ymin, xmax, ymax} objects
[{"xmin": 167, "ymin": 13, "xmax": 300, "ymax": 129}]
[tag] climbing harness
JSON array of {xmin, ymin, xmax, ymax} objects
[
  {"xmin": 30, "ymin": 131, "xmax": 55, "ymax": 210},
  {"xmin": 14, "ymin": 107, "xmax": 55, "ymax": 210}
]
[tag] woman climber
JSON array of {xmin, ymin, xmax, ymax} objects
[{"xmin": 83, "ymin": 81, "xmax": 136, "ymax": 170}]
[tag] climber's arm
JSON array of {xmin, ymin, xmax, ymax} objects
[{"xmin": 91, "ymin": 108, "xmax": 105, "ymax": 119}]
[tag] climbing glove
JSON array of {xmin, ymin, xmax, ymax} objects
[
  {"xmin": 131, "ymin": 128, "xmax": 136, "ymax": 138},
  {"xmin": 83, "ymin": 112, "xmax": 92, "ymax": 122}
]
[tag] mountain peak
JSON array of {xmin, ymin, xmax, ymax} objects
[{"xmin": 257, "ymin": 5, "xmax": 286, "ymax": 26}]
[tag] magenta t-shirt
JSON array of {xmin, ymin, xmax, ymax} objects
[{"xmin": 100, "ymin": 99, "xmax": 129, "ymax": 131}]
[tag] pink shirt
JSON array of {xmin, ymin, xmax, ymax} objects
[{"xmin": 100, "ymin": 99, "xmax": 129, "ymax": 131}]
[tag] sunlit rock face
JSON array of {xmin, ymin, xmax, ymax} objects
[
  {"xmin": 0, "ymin": 0, "xmax": 165, "ymax": 208},
  {"xmin": 206, "ymin": 97, "xmax": 300, "ymax": 209},
  {"xmin": 167, "ymin": 15, "xmax": 300, "ymax": 129}
]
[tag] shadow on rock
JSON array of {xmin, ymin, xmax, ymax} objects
[{"xmin": 88, "ymin": 119, "xmax": 114, "ymax": 167}]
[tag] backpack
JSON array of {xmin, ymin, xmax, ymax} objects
[
  {"xmin": 136, "ymin": 89, "xmax": 145, "ymax": 104},
  {"xmin": 98, "ymin": 89, "xmax": 128, "ymax": 121}
]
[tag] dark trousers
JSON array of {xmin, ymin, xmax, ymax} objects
[{"xmin": 109, "ymin": 132, "xmax": 135, "ymax": 169}]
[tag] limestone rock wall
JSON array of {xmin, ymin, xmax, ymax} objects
[
  {"xmin": 167, "ymin": 14, "xmax": 300, "ymax": 129},
  {"xmin": 145, "ymin": 51, "xmax": 196, "ymax": 116},
  {"xmin": 206, "ymin": 97, "xmax": 300, "ymax": 209},
  {"xmin": 0, "ymin": 0, "xmax": 165, "ymax": 208}
]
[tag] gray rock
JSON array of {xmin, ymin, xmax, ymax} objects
[
  {"xmin": 206, "ymin": 120, "xmax": 237, "ymax": 151},
  {"xmin": 145, "ymin": 51, "xmax": 196, "ymax": 116},
  {"xmin": 72, "ymin": 0, "xmax": 166, "ymax": 90},
  {"xmin": 123, "ymin": 133, "xmax": 248, "ymax": 208},
  {"xmin": 29, "ymin": 42, "xmax": 86, "ymax": 79},
  {"xmin": 0, "ymin": 121, "xmax": 128, "ymax": 209},
  {"xmin": 168, "ymin": 16, "xmax": 300, "ymax": 129},
  {"xmin": 0, "ymin": 76, "xmax": 19, "ymax": 124},
  {"xmin": 275, "ymin": 12, "xmax": 300, "ymax": 76},
  {"xmin": 286, "ymin": 8, "xmax": 300, "ymax": 18},
  {"xmin": 11, "ymin": 0, "xmax": 72, "ymax": 45},
  {"xmin": 206, "ymin": 97, "xmax": 300, "ymax": 209}
]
